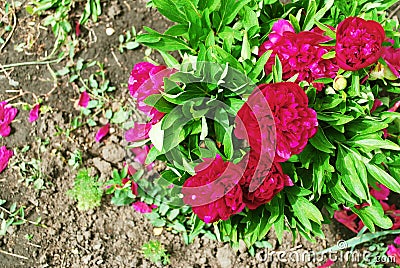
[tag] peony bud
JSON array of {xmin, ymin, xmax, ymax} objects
[{"xmin": 333, "ymin": 75, "xmax": 347, "ymax": 91}]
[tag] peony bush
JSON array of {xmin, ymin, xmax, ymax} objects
[{"xmin": 122, "ymin": 0, "xmax": 400, "ymax": 248}]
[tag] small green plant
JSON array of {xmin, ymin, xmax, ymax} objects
[
  {"xmin": 27, "ymin": 0, "xmax": 102, "ymax": 55},
  {"xmin": 68, "ymin": 149, "xmax": 82, "ymax": 170},
  {"xmin": 0, "ymin": 199, "xmax": 43, "ymax": 236},
  {"xmin": 118, "ymin": 26, "xmax": 139, "ymax": 53},
  {"xmin": 67, "ymin": 168, "xmax": 103, "ymax": 211},
  {"xmin": 14, "ymin": 140, "xmax": 49, "ymax": 191},
  {"xmin": 359, "ymin": 241, "xmax": 390, "ymax": 268},
  {"xmin": 142, "ymin": 240, "xmax": 170, "ymax": 265}
]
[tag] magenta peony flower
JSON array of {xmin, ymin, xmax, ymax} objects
[
  {"xmin": 259, "ymin": 20, "xmax": 338, "ymax": 90},
  {"xmin": 370, "ymin": 183, "xmax": 390, "ymax": 201},
  {"xmin": 0, "ymin": 101, "xmax": 18, "ymax": 137},
  {"xmin": 336, "ymin": 17, "xmax": 385, "ymax": 71},
  {"xmin": 382, "ymin": 46, "xmax": 400, "ymax": 78},
  {"xmin": 95, "ymin": 123, "xmax": 110, "ymax": 142},
  {"xmin": 182, "ymin": 155, "xmax": 245, "ymax": 223},
  {"xmin": 387, "ymin": 244, "xmax": 400, "ymax": 265},
  {"xmin": 29, "ymin": 104, "xmax": 40, "ymax": 123},
  {"xmin": 125, "ymin": 122, "xmax": 152, "ymax": 142},
  {"xmin": 239, "ymin": 151, "xmax": 293, "ymax": 210},
  {"xmin": 236, "ymin": 82, "xmax": 318, "ymax": 162},
  {"xmin": 334, "ymin": 208, "xmax": 364, "ymax": 233},
  {"xmin": 78, "ymin": 91, "xmax": 90, "ymax": 108},
  {"xmin": 128, "ymin": 62, "xmax": 175, "ymax": 124},
  {"xmin": 132, "ymin": 201, "xmax": 156, "ymax": 214},
  {"xmin": 0, "ymin": 146, "xmax": 13, "ymax": 173},
  {"xmin": 131, "ymin": 145, "xmax": 154, "ymax": 171}
]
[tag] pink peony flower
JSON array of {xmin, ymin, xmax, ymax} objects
[
  {"xmin": 259, "ymin": 20, "xmax": 338, "ymax": 90},
  {"xmin": 0, "ymin": 101, "xmax": 18, "ymax": 137},
  {"xmin": 182, "ymin": 155, "xmax": 245, "ymax": 223},
  {"xmin": 239, "ymin": 150, "xmax": 293, "ymax": 210},
  {"xmin": 387, "ymin": 244, "xmax": 400, "ymax": 265},
  {"xmin": 128, "ymin": 62, "xmax": 175, "ymax": 124},
  {"xmin": 95, "ymin": 123, "xmax": 110, "ymax": 142},
  {"xmin": 370, "ymin": 183, "xmax": 390, "ymax": 201},
  {"xmin": 78, "ymin": 91, "xmax": 90, "ymax": 108},
  {"xmin": 334, "ymin": 208, "xmax": 364, "ymax": 233},
  {"xmin": 125, "ymin": 122, "xmax": 152, "ymax": 142},
  {"xmin": 335, "ymin": 17, "xmax": 385, "ymax": 71},
  {"xmin": 395, "ymin": 236, "xmax": 400, "ymax": 245},
  {"xmin": 29, "ymin": 104, "xmax": 40, "ymax": 123},
  {"xmin": 132, "ymin": 201, "xmax": 156, "ymax": 214},
  {"xmin": 235, "ymin": 82, "xmax": 318, "ymax": 162},
  {"xmin": 131, "ymin": 145, "xmax": 154, "ymax": 171},
  {"xmin": 0, "ymin": 146, "xmax": 13, "ymax": 173},
  {"xmin": 382, "ymin": 46, "xmax": 400, "ymax": 78}
]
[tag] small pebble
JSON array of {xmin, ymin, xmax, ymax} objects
[{"xmin": 106, "ymin": 28, "xmax": 115, "ymax": 36}]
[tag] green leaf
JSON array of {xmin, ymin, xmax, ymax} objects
[
  {"xmin": 348, "ymin": 139, "xmax": 400, "ymax": 152},
  {"xmin": 272, "ymin": 55, "xmax": 282, "ymax": 83},
  {"xmin": 152, "ymin": 0, "xmax": 188, "ymax": 24},
  {"xmin": 336, "ymin": 146, "xmax": 369, "ymax": 200},
  {"xmin": 287, "ymin": 195, "xmax": 323, "ymax": 224},
  {"xmin": 148, "ymin": 121, "xmax": 164, "ymax": 152},
  {"xmin": 302, "ymin": 0, "xmax": 317, "ymax": 31},
  {"xmin": 365, "ymin": 163, "xmax": 400, "ymax": 194},
  {"xmin": 352, "ymin": 198, "xmax": 393, "ymax": 232},
  {"xmin": 111, "ymin": 108, "xmax": 129, "ymax": 124},
  {"xmin": 248, "ymin": 50, "xmax": 272, "ymax": 81},
  {"xmin": 309, "ymin": 128, "xmax": 335, "ymax": 153},
  {"xmin": 164, "ymin": 24, "xmax": 189, "ymax": 36}
]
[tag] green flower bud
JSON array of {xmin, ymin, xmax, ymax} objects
[{"xmin": 333, "ymin": 75, "xmax": 347, "ymax": 91}]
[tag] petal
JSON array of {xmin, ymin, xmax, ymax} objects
[
  {"xmin": 78, "ymin": 91, "xmax": 90, "ymax": 108},
  {"xmin": 29, "ymin": 104, "xmax": 40, "ymax": 123},
  {"xmin": 95, "ymin": 123, "xmax": 110, "ymax": 142}
]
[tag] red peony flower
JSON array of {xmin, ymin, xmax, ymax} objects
[
  {"xmin": 128, "ymin": 62, "xmax": 175, "ymax": 124},
  {"xmin": 235, "ymin": 82, "xmax": 318, "ymax": 162},
  {"xmin": 335, "ymin": 17, "xmax": 385, "ymax": 71},
  {"xmin": 259, "ymin": 20, "xmax": 338, "ymax": 90},
  {"xmin": 182, "ymin": 155, "xmax": 245, "ymax": 223},
  {"xmin": 239, "ymin": 150, "xmax": 293, "ymax": 210},
  {"xmin": 0, "ymin": 146, "xmax": 13, "ymax": 173},
  {"xmin": 0, "ymin": 101, "xmax": 18, "ymax": 137}
]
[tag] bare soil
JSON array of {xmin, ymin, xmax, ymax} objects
[{"xmin": 1, "ymin": 1, "xmax": 399, "ymax": 267}]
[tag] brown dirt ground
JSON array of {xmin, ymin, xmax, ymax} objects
[{"xmin": 0, "ymin": 1, "xmax": 399, "ymax": 268}]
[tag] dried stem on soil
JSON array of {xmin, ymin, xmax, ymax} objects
[
  {"xmin": 0, "ymin": 0, "xmax": 17, "ymax": 52},
  {"xmin": 0, "ymin": 249, "xmax": 29, "ymax": 260}
]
